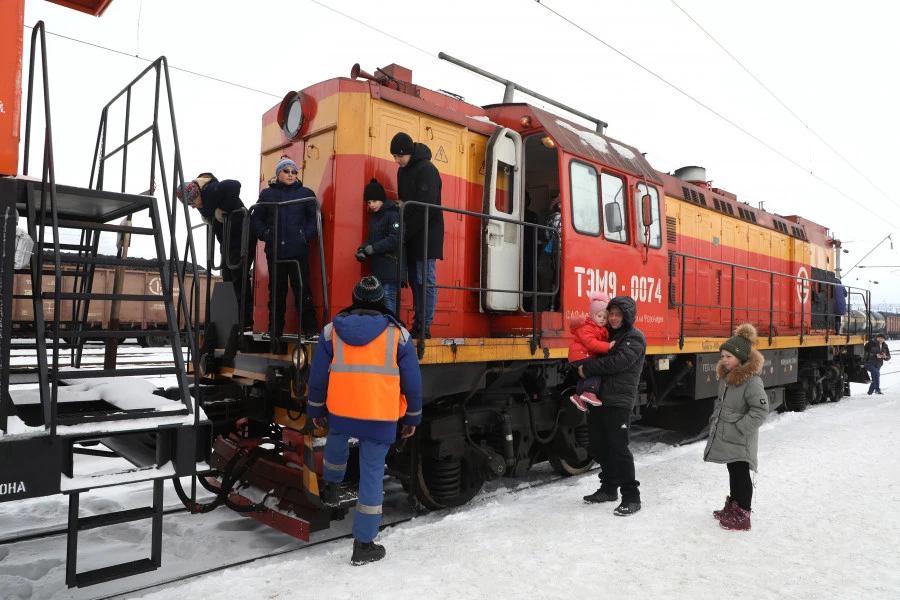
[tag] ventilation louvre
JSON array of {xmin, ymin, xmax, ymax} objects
[{"xmin": 666, "ymin": 216, "xmax": 677, "ymax": 245}]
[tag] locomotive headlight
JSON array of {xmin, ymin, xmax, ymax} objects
[
  {"xmin": 278, "ymin": 91, "xmax": 310, "ymax": 139},
  {"xmin": 292, "ymin": 346, "xmax": 307, "ymax": 370}
]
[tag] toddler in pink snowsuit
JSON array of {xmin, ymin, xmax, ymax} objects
[{"xmin": 568, "ymin": 291, "xmax": 614, "ymax": 411}]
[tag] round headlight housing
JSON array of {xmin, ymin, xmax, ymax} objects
[{"xmin": 278, "ymin": 91, "xmax": 309, "ymax": 139}]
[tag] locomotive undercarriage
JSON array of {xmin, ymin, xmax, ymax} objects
[
  {"xmin": 196, "ymin": 357, "xmax": 595, "ymax": 533},
  {"xmin": 637, "ymin": 343, "xmax": 868, "ymax": 428}
]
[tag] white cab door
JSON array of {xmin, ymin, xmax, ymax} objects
[{"xmin": 481, "ymin": 127, "xmax": 523, "ymax": 311}]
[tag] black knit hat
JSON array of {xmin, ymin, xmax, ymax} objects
[
  {"xmin": 390, "ymin": 132, "xmax": 414, "ymax": 156},
  {"xmin": 352, "ymin": 276, "xmax": 385, "ymax": 307},
  {"xmin": 720, "ymin": 323, "xmax": 758, "ymax": 363},
  {"xmin": 364, "ymin": 178, "xmax": 387, "ymax": 202}
]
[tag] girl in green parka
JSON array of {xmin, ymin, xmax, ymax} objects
[{"xmin": 704, "ymin": 323, "xmax": 769, "ymax": 531}]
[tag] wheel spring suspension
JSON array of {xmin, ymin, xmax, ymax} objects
[
  {"xmin": 424, "ymin": 458, "xmax": 461, "ymax": 501},
  {"xmin": 574, "ymin": 425, "xmax": 590, "ymax": 449}
]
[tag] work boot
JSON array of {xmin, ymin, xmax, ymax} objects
[
  {"xmin": 713, "ymin": 496, "xmax": 733, "ymax": 520},
  {"xmin": 351, "ymin": 539, "xmax": 386, "ymax": 565},
  {"xmin": 720, "ymin": 505, "xmax": 751, "ymax": 531},
  {"xmin": 583, "ymin": 488, "xmax": 618, "ymax": 504},
  {"xmin": 570, "ymin": 394, "xmax": 587, "ymax": 412},
  {"xmin": 613, "ymin": 500, "xmax": 642, "ymax": 516},
  {"xmin": 320, "ymin": 481, "xmax": 341, "ymax": 507}
]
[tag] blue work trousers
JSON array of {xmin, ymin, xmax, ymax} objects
[{"xmin": 322, "ymin": 431, "xmax": 390, "ymax": 543}]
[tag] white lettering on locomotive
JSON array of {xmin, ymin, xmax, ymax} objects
[
  {"xmin": 573, "ymin": 266, "xmax": 617, "ymax": 298},
  {"xmin": 0, "ymin": 481, "xmax": 26, "ymax": 496}
]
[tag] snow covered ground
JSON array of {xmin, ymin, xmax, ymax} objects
[{"xmin": 1, "ymin": 344, "xmax": 899, "ymax": 600}]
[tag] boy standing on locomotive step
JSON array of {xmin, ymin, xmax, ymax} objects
[
  {"xmin": 307, "ymin": 276, "xmax": 423, "ymax": 565},
  {"xmin": 355, "ymin": 178, "xmax": 405, "ymax": 316},
  {"xmin": 391, "ymin": 132, "xmax": 443, "ymax": 338},
  {"xmin": 176, "ymin": 174, "xmax": 254, "ymax": 326},
  {"xmin": 250, "ymin": 157, "xmax": 319, "ymax": 340}
]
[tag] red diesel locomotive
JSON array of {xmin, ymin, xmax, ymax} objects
[{"xmin": 195, "ymin": 56, "xmax": 871, "ymax": 539}]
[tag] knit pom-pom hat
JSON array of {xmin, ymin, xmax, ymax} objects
[
  {"xmin": 352, "ymin": 276, "xmax": 385, "ymax": 308},
  {"xmin": 589, "ymin": 291, "xmax": 610, "ymax": 315},
  {"xmin": 720, "ymin": 323, "xmax": 758, "ymax": 362}
]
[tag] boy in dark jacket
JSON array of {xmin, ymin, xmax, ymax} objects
[
  {"xmin": 391, "ymin": 132, "xmax": 443, "ymax": 338},
  {"xmin": 176, "ymin": 173, "xmax": 253, "ymax": 325},
  {"xmin": 355, "ymin": 178, "xmax": 404, "ymax": 316},
  {"xmin": 864, "ymin": 333, "xmax": 890, "ymax": 395},
  {"xmin": 578, "ymin": 296, "xmax": 645, "ymax": 516},
  {"xmin": 250, "ymin": 157, "xmax": 319, "ymax": 339}
]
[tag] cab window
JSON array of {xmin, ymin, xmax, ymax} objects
[
  {"xmin": 570, "ymin": 161, "xmax": 600, "ymax": 236},
  {"xmin": 601, "ymin": 172, "xmax": 627, "ymax": 243},
  {"xmin": 635, "ymin": 183, "xmax": 662, "ymax": 248}
]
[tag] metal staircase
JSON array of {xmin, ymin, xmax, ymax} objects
[{"xmin": 0, "ymin": 22, "xmax": 210, "ymax": 588}]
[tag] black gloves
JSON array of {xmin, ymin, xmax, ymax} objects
[{"xmin": 356, "ymin": 245, "xmax": 375, "ymax": 262}]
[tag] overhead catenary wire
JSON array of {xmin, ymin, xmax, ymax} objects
[
  {"xmin": 533, "ymin": 1, "xmax": 900, "ymax": 231},
  {"xmin": 23, "ymin": 5, "xmax": 898, "ymax": 232},
  {"xmin": 668, "ymin": 0, "xmax": 900, "ymax": 213},
  {"xmin": 23, "ymin": 24, "xmax": 283, "ymax": 99}
]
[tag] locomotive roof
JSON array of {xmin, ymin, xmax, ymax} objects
[{"xmin": 484, "ymin": 103, "xmax": 662, "ymax": 185}]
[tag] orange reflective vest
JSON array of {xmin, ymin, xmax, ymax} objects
[{"xmin": 326, "ymin": 324, "xmax": 407, "ymax": 422}]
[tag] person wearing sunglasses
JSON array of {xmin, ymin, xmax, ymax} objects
[
  {"xmin": 250, "ymin": 157, "xmax": 319, "ymax": 340},
  {"xmin": 176, "ymin": 173, "xmax": 254, "ymax": 327}
]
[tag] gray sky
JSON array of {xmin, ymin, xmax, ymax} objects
[{"xmin": 19, "ymin": 0, "xmax": 900, "ymax": 305}]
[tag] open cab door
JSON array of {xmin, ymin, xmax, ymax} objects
[{"xmin": 481, "ymin": 127, "xmax": 523, "ymax": 311}]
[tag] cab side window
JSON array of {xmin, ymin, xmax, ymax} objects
[
  {"xmin": 601, "ymin": 172, "xmax": 627, "ymax": 243},
  {"xmin": 570, "ymin": 161, "xmax": 600, "ymax": 236},
  {"xmin": 636, "ymin": 183, "xmax": 662, "ymax": 248}
]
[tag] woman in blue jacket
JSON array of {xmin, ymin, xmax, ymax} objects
[{"xmin": 250, "ymin": 157, "xmax": 319, "ymax": 338}]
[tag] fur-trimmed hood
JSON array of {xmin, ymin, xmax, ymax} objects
[{"xmin": 717, "ymin": 348, "xmax": 764, "ymax": 385}]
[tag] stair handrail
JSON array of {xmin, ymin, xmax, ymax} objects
[
  {"xmin": 21, "ymin": 21, "xmax": 63, "ymax": 438},
  {"xmin": 86, "ymin": 57, "xmax": 202, "ymax": 416}
]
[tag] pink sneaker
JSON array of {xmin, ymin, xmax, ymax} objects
[
  {"xmin": 570, "ymin": 394, "xmax": 587, "ymax": 412},
  {"xmin": 581, "ymin": 392, "xmax": 602, "ymax": 406}
]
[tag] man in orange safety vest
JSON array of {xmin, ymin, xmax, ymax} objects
[{"xmin": 307, "ymin": 276, "xmax": 422, "ymax": 565}]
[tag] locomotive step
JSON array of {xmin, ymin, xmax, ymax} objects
[
  {"xmin": 20, "ymin": 181, "xmax": 155, "ymax": 223},
  {"xmin": 59, "ymin": 329, "xmax": 177, "ymax": 340},
  {"xmin": 42, "ymin": 292, "xmax": 171, "ymax": 302},
  {"xmin": 53, "ymin": 254, "xmax": 162, "ymax": 268},
  {"xmin": 78, "ymin": 506, "xmax": 159, "ymax": 531},
  {"xmin": 73, "ymin": 558, "xmax": 158, "ymax": 589},
  {"xmin": 55, "ymin": 218, "xmax": 156, "ymax": 235}
]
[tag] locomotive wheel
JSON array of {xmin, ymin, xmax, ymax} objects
[
  {"xmin": 548, "ymin": 424, "xmax": 594, "ymax": 476},
  {"xmin": 415, "ymin": 456, "xmax": 485, "ymax": 510},
  {"xmin": 785, "ymin": 388, "xmax": 809, "ymax": 412},
  {"xmin": 548, "ymin": 454, "xmax": 594, "ymax": 476},
  {"xmin": 831, "ymin": 375, "xmax": 844, "ymax": 402}
]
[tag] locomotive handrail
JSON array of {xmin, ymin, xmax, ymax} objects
[
  {"xmin": 220, "ymin": 206, "xmax": 253, "ymax": 346},
  {"xmin": 19, "ymin": 21, "xmax": 58, "ymax": 436},
  {"xmin": 245, "ymin": 197, "xmax": 329, "ymax": 345},
  {"xmin": 86, "ymin": 56, "xmax": 203, "ymax": 420},
  {"xmin": 398, "ymin": 200, "xmax": 560, "ymax": 356},
  {"xmin": 668, "ymin": 250, "xmax": 869, "ymax": 349}
]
